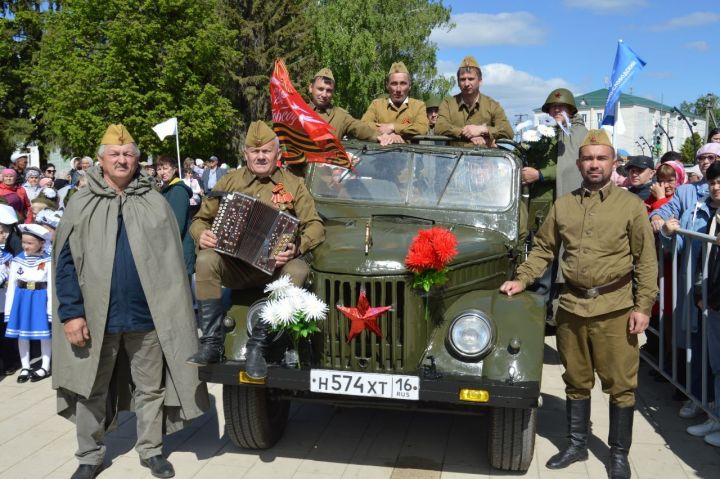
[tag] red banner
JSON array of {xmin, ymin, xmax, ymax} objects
[{"xmin": 270, "ymin": 58, "xmax": 351, "ymax": 169}]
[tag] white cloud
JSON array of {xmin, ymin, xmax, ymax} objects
[
  {"xmin": 430, "ymin": 12, "xmax": 546, "ymax": 48},
  {"xmin": 649, "ymin": 12, "xmax": 720, "ymax": 31},
  {"xmin": 564, "ymin": 0, "xmax": 647, "ymax": 13},
  {"xmin": 683, "ymin": 40, "xmax": 709, "ymax": 51}
]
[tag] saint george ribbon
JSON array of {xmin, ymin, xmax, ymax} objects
[{"xmin": 270, "ymin": 58, "xmax": 351, "ymax": 169}]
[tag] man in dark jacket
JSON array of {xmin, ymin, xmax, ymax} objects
[
  {"xmin": 201, "ymin": 155, "xmax": 226, "ymax": 194},
  {"xmin": 625, "ymin": 155, "xmax": 655, "ymax": 201}
]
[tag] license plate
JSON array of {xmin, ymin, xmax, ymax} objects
[{"xmin": 310, "ymin": 369, "xmax": 420, "ymax": 400}]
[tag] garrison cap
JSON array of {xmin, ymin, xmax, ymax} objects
[
  {"xmin": 245, "ymin": 121, "xmax": 277, "ymax": 148},
  {"xmin": 100, "ymin": 124, "xmax": 135, "ymax": 145},
  {"xmin": 388, "ymin": 62, "xmax": 409, "ymax": 75},
  {"xmin": 580, "ymin": 129, "xmax": 613, "ymax": 149},
  {"xmin": 459, "ymin": 55, "xmax": 480, "ymax": 69},
  {"xmin": 425, "ymin": 95, "xmax": 442, "ymax": 109},
  {"xmin": 314, "ymin": 67, "xmax": 335, "ymax": 82}
]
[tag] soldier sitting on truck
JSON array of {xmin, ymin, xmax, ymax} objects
[{"xmin": 187, "ymin": 121, "xmax": 325, "ymax": 380}]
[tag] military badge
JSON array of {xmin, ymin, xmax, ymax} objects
[{"xmin": 271, "ymin": 183, "xmax": 294, "ymax": 210}]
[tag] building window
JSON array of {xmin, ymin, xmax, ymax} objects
[
  {"xmin": 596, "ymin": 113, "xmax": 603, "ymax": 126},
  {"xmin": 581, "ymin": 113, "xmax": 587, "ymax": 125}
]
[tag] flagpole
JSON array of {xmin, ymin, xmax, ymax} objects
[
  {"xmin": 612, "ymin": 101, "xmax": 619, "ymax": 149},
  {"xmin": 175, "ymin": 123, "xmax": 182, "ymax": 174}
]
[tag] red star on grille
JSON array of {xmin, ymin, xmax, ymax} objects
[{"xmin": 336, "ymin": 289, "xmax": 392, "ymax": 343}]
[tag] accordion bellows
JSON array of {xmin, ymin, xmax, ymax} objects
[{"xmin": 211, "ymin": 192, "xmax": 300, "ymax": 274}]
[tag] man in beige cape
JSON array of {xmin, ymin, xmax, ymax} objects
[{"xmin": 52, "ymin": 124, "xmax": 209, "ymax": 479}]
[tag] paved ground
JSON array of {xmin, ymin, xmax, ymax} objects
[{"xmin": 1, "ymin": 336, "xmax": 719, "ymax": 479}]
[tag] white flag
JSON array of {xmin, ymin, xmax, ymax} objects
[{"xmin": 152, "ymin": 117, "xmax": 177, "ymax": 140}]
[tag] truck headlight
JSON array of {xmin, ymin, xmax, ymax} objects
[{"xmin": 446, "ymin": 310, "xmax": 495, "ymax": 360}]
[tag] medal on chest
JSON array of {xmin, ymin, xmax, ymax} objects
[{"xmin": 271, "ymin": 183, "xmax": 294, "ymax": 210}]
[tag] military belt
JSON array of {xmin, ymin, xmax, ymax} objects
[
  {"xmin": 565, "ymin": 272, "xmax": 632, "ymax": 299},
  {"xmin": 17, "ymin": 280, "xmax": 48, "ymax": 290}
]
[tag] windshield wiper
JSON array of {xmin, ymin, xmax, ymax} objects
[
  {"xmin": 338, "ymin": 145, "xmax": 367, "ymax": 183},
  {"xmin": 435, "ymin": 153, "xmax": 463, "ymax": 206}
]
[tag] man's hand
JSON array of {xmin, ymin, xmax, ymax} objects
[
  {"xmin": 650, "ymin": 182, "xmax": 665, "ymax": 200},
  {"xmin": 628, "ymin": 311, "xmax": 650, "ymax": 334},
  {"xmin": 198, "ymin": 229, "xmax": 218, "ymax": 249},
  {"xmin": 378, "ymin": 133, "xmax": 405, "ymax": 146},
  {"xmin": 499, "ymin": 280, "xmax": 526, "ymax": 297},
  {"xmin": 521, "ymin": 167, "xmax": 541, "ymax": 185},
  {"xmin": 376, "ymin": 123, "xmax": 395, "ymax": 135},
  {"xmin": 461, "ymin": 124, "xmax": 489, "ymax": 139},
  {"xmin": 275, "ymin": 243, "xmax": 297, "ymax": 268},
  {"xmin": 661, "ymin": 215, "xmax": 679, "ymax": 236},
  {"xmin": 64, "ymin": 317, "xmax": 91, "ymax": 347},
  {"xmin": 650, "ymin": 215, "xmax": 665, "ymax": 233},
  {"xmin": 470, "ymin": 135, "xmax": 489, "ymax": 146}
]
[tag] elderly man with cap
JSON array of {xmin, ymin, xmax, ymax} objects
[
  {"xmin": 52, "ymin": 124, "xmax": 209, "ymax": 479},
  {"xmin": 201, "ymin": 154, "xmax": 226, "ymax": 194},
  {"xmin": 361, "ymin": 62, "xmax": 429, "ymax": 140},
  {"xmin": 10, "ymin": 151, "xmax": 28, "ymax": 185},
  {"xmin": 624, "ymin": 155, "xmax": 655, "ymax": 201},
  {"xmin": 188, "ymin": 121, "xmax": 324, "ymax": 379},
  {"xmin": 500, "ymin": 129, "xmax": 658, "ymax": 479},
  {"xmin": 308, "ymin": 68, "xmax": 403, "ymax": 146},
  {"xmin": 435, "ymin": 56, "xmax": 512, "ymax": 145}
]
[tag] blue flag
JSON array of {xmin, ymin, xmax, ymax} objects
[{"xmin": 601, "ymin": 41, "xmax": 646, "ymax": 126}]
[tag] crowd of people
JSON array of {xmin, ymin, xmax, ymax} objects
[{"xmin": 0, "ymin": 55, "xmax": 716, "ymax": 479}]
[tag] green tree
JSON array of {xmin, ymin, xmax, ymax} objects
[
  {"xmin": 680, "ymin": 132, "xmax": 703, "ymax": 164},
  {"xmin": 29, "ymin": 0, "xmax": 240, "ymax": 161},
  {"xmin": 679, "ymin": 93, "xmax": 719, "ymax": 135},
  {"xmin": 0, "ymin": 1, "xmax": 60, "ymax": 161},
  {"xmin": 222, "ymin": 0, "xmax": 318, "ymax": 147},
  {"xmin": 310, "ymin": 0, "xmax": 452, "ymax": 117}
]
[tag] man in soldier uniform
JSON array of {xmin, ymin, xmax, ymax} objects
[
  {"xmin": 308, "ymin": 68, "xmax": 403, "ymax": 145},
  {"xmin": 425, "ymin": 96, "xmax": 441, "ymax": 135},
  {"xmin": 361, "ymin": 62, "xmax": 428, "ymax": 140},
  {"xmin": 187, "ymin": 121, "xmax": 324, "ymax": 380},
  {"xmin": 500, "ymin": 129, "xmax": 658, "ymax": 479},
  {"xmin": 435, "ymin": 56, "xmax": 512, "ymax": 145}
]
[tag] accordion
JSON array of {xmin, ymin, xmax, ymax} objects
[{"xmin": 211, "ymin": 192, "xmax": 300, "ymax": 274}]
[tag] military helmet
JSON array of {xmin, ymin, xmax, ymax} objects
[{"xmin": 541, "ymin": 88, "xmax": 578, "ymax": 116}]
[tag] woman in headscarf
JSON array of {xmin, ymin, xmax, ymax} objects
[
  {"xmin": 646, "ymin": 160, "xmax": 686, "ymax": 213},
  {"xmin": 22, "ymin": 167, "xmax": 43, "ymax": 201},
  {"xmin": 0, "ymin": 169, "xmax": 32, "ymax": 223}
]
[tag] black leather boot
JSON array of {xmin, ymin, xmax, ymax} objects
[
  {"xmin": 244, "ymin": 320, "xmax": 272, "ymax": 379},
  {"xmin": 546, "ymin": 398, "xmax": 591, "ymax": 469},
  {"xmin": 186, "ymin": 299, "xmax": 225, "ymax": 366},
  {"xmin": 608, "ymin": 403, "xmax": 634, "ymax": 479}
]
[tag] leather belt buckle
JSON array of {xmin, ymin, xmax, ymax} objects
[
  {"xmin": 27, "ymin": 282, "xmax": 35, "ymax": 291},
  {"xmin": 586, "ymin": 287, "xmax": 599, "ymax": 298}
]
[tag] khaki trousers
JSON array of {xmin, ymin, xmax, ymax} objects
[
  {"xmin": 75, "ymin": 330, "xmax": 164, "ymax": 465},
  {"xmin": 556, "ymin": 307, "xmax": 638, "ymax": 407},
  {"xmin": 195, "ymin": 248, "xmax": 309, "ymax": 300}
]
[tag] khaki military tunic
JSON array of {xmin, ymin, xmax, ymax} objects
[
  {"xmin": 515, "ymin": 182, "xmax": 658, "ymax": 406},
  {"xmin": 435, "ymin": 93, "xmax": 513, "ymax": 141},
  {"xmin": 313, "ymin": 104, "xmax": 378, "ymax": 142},
  {"xmin": 191, "ymin": 167, "xmax": 324, "ymax": 255},
  {"xmin": 361, "ymin": 97, "xmax": 429, "ymax": 138}
]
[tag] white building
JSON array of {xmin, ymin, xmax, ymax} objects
[{"xmin": 534, "ymin": 88, "xmax": 707, "ymax": 158}]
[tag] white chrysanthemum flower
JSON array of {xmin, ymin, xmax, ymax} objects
[
  {"xmin": 286, "ymin": 287, "xmax": 307, "ymax": 311},
  {"xmin": 264, "ymin": 275, "xmax": 293, "ymax": 298},
  {"xmin": 304, "ymin": 293, "xmax": 328, "ymax": 321},
  {"xmin": 522, "ymin": 129, "xmax": 540, "ymax": 142},
  {"xmin": 537, "ymin": 124, "xmax": 556, "ymax": 138},
  {"xmin": 260, "ymin": 300, "xmax": 280, "ymax": 326},
  {"xmin": 274, "ymin": 298, "xmax": 296, "ymax": 326},
  {"xmin": 537, "ymin": 113, "xmax": 557, "ymax": 127}
]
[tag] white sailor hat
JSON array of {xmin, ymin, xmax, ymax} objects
[
  {"xmin": 10, "ymin": 151, "xmax": 29, "ymax": 163},
  {"xmin": 0, "ymin": 204, "xmax": 18, "ymax": 225},
  {"xmin": 35, "ymin": 209, "xmax": 63, "ymax": 229},
  {"xmin": 18, "ymin": 223, "xmax": 52, "ymax": 242}
]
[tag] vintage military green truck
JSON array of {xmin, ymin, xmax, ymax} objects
[{"xmin": 199, "ymin": 140, "xmax": 546, "ymax": 472}]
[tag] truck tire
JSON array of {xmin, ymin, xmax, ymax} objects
[
  {"xmin": 488, "ymin": 406, "xmax": 537, "ymax": 471},
  {"xmin": 223, "ymin": 385, "xmax": 290, "ymax": 449}
]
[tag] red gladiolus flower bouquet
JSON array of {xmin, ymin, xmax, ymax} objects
[{"xmin": 405, "ymin": 227, "xmax": 459, "ymax": 308}]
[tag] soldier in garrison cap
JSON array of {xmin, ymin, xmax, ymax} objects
[
  {"xmin": 53, "ymin": 123, "xmax": 209, "ymax": 479},
  {"xmin": 307, "ymin": 68, "xmax": 403, "ymax": 145},
  {"xmin": 189, "ymin": 120, "xmax": 324, "ymax": 380},
  {"xmin": 425, "ymin": 95, "xmax": 442, "ymax": 135},
  {"xmin": 361, "ymin": 61, "xmax": 429, "ymax": 140},
  {"xmin": 435, "ymin": 55, "xmax": 513, "ymax": 145},
  {"xmin": 501, "ymin": 129, "xmax": 657, "ymax": 478}
]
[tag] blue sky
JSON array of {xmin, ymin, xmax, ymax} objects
[{"xmin": 431, "ymin": 0, "xmax": 718, "ymax": 123}]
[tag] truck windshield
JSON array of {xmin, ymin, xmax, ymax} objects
[{"xmin": 309, "ymin": 150, "xmax": 514, "ymax": 212}]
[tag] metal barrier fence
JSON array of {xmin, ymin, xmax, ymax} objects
[{"xmin": 641, "ymin": 227, "xmax": 718, "ymax": 420}]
